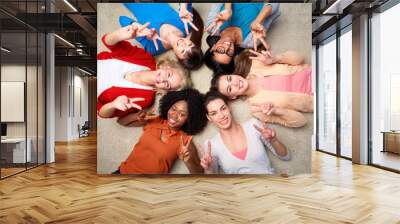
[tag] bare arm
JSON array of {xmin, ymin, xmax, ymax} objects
[
  {"xmin": 253, "ymin": 122, "xmax": 290, "ymax": 160},
  {"xmin": 98, "ymin": 95, "xmax": 144, "ymax": 120},
  {"xmin": 252, "ymin": 107, "xmax": 307, "ymax": 128},
  {"xmin": 117, "ymin": 109, "xmax": 158, "ymax": 127},
  {"xmin": 224, "ymin": 3, "xmax": 232, "ymax": 12},
  {"xmin": 254, "ymin": 4, "xmax": 273, "ymax": 24},
  {"xmin": 269, "ymin": 137, "xmax": 288, "ymax": 157},
  {"xmin": 98, "ymin": 101, "xmax": 117, "ymax": 118},
  {"xmin": 117, "ymin": 112, "xmax": 147, "ymax": 127},
  {"xmin": 249, "ymin": 50, "xmax": 305, "ymax": 66},
  {"xmin": 104, "ymin": 25, "xmax": 137, "ymax": 46},
  {"xmin": 273, "ymin": 51, "xmax": 305, "ymax": 65},
  {"xmin": 104, "ymin": 22, "xmax": 151, "ymax": 46}
]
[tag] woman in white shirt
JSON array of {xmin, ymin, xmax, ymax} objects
[{"xmin": 199, "ymin": 91, "xmax": 290, "ymax": 174}]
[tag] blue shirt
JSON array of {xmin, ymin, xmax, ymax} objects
[
  {"xmin": 119, "ymin": 3, "xmax": 192, "ymax": 56},
  {"xmin": 219, "ymin": 3, "xmax": 266, "ymax": 39}
]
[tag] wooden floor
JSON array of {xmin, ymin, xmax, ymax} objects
[
  {"xmin": 1, "ymin": 135, "xmax": 400, "ymax": 224},
  {"xmin": 372, "ymin": 150, "xmax": 400, "ymax": 171}
]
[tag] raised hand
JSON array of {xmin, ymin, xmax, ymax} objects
[
  {"xmin": 250, "ymin": 102, "xmax": 275, "ymax": 116},
  {"xmin": 253, "ymin": 123, "xmax": 276, "ymax": 140},
  {"xmin": 199, "ymin": 141, "xmax": 213, "ymax": 171},
  {"xmin": 117, "ymin": 22, "xmax": 150, "ymax": 41},
  {"xmin": 179, "ymin": 136, "xmax": 193, "ymax": 163},
  {"xmin": 206, "ymin": 9, "xmax": 232, "ymax": 36},
  {"xmin": 249, "ymin": 49, "xmax": 274, "ymax": 65},
  {"xmin": 112, "ymin": 95, "xmax": 144, "ymax": 111},
  {"xmin": 132, "ymin": 22, "xmax": 167, "ymax": 51},
  {"xmin": 250, "ymin": 21, "xmax": 270, "ymax": 51},
  {"xmin": 136, "ymin": 108, "xmax": 158, "ymax": 122},
  {"xmin": 179, "ymin": 4, "xmax": 199, "ymax": 36}
]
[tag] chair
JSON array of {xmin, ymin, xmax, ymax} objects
[{"xmin": 79, "ymin": 121, "xmax": 90, "ymax": 138}]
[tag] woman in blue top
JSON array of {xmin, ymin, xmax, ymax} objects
[
  {"xmin": 119, "ymin": 3, "xmax": 204, "ymax": 70},
  {"xmin": 203, "ymin": 3, "xmax": 280, "ymax": 74}
]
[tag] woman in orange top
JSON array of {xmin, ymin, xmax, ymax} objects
[{"xmin": 115, "ymin": 88, "xmax": 208, "ymax": 174}]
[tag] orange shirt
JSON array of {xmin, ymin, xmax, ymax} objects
[{"xmin": 119, "ymin": 117, "xmax": 187, "ymax": 174}]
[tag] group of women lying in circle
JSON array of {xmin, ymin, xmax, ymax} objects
[{"xmin": 97, "ymin": 3, "xmax": 313, "ymax": 174}]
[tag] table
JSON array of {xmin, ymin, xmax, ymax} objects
[
  {"xmin": 1, "ymin": 138, "xmax": 31, "ymax": 163},
  {"xmin": 381, "ymin": 131, "xmax": 400, "ymax": 154}
]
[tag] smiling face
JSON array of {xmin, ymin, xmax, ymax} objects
[
  {"xmin": 211, "ymin": 39, "xmax": 235, "ymax": 65},
  {"xmin": 206, "ymin": 98, "xmax": 232, "ymax": 130},
  {"xmin": 167, "ymin": 100, "xmax": 188, "ymax": 130},
  {"xmin": 154, "ymin": 66, "xmax": 184, "ymax": 91},
  {"xmin": 173, "ymin": 37, "xmax": 194, "ymax": 60},
  {"xmin": 217, "ymin": 74, "xmax": 249, "ymax": 99}
]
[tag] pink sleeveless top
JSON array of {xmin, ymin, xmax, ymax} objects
[
  {"xmin": 256, "ymin": 67, "xmax": 313, "ymax": 96},
  {"xmin": 231, "ymin": 148, "xmax": 248, "ymax": 160}
]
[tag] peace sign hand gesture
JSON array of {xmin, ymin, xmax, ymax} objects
[
  {"xmin": 250, "ymin": 21, "xmax": 270, "ymax": 51},
  {"xmin": 250, "ymin": 102, "xmax": 275, "ymax": 116},
  {"xmin": 131, "ymin": 22, "xmax": 167, "ymax": 51},
  {"xmin": 198, "ymin": 141, "xmax": 213, "ymax": 172},
  {"xmin": 179, "ymin": 4, "xmax": 199, "ymax": 36},
  {"xmin": 112, "ymin": 95, "xmax": 144, "ymax": 111},
  {"xmin": 179, "ymin": 136, "xmax": 193, "ymax": 163},
  {"xmin": 118, "ymin": 22, "xmax": 150, "ymax": 40},
  {"xmin": 136, "ymin": 108, "xmax": 158, "ymax": 122},
  {"xmin": 249, "ymin": 49, "xmax": 274, "ymax": 65},
  {"xmin": 253, "ymin": 123, "xmax": 276, "ymax": 141},
  {"xmin": 205, "ymin": 9, "xmax": 232, "ymax": 36}
]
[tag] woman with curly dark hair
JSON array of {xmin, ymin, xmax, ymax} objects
[
  {"xmin": 114, "ymin": 88, "xmax": 208, "ymax": 174},
  {"xmin": 204, "ymin": 3, "xmax": 280, "ymax": 74}
]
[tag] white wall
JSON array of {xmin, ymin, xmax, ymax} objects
[
  {"xmin": 1, "ymin": 63, "xmax": 46, "ymax": 164},
  {"xmin": 1, "ymin": 65, "xmax": 39, "ymax": 137},
  {"xmin": 54, "ymin": 67, "xmax": 89, "ymax": 141},
  {"xmin": 55, "ymin": 66, "xmax": 69, "ymax": 141}
]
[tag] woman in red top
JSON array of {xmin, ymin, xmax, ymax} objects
[
  {"xmin": 115, "ymin": 89, "xmax": 208, "ymax": 174},
  {"xmin": 97, "ymin": 23, "xmax": 192, "ymax": 126}
]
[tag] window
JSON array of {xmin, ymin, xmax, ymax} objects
[
  {"xmin": 317, "ymin": 36, "xmax": 337, "ymax": 154},
  {"xmin": 370, "ymin": 2, "xmax": 400, "ymax": 171},
  {"xmin": 339, "ymin": 27, "xmax": 352, "ymax": 158}
]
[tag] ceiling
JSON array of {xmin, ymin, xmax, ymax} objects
[
  {"xmin": 309, "ymin": 0, "xmax": 390, "ymax": 43},
  {"xmin": 0, "ymin": 0, "xmax": 394, "ymax": 75}
]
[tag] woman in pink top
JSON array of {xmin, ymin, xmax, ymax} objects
[{"xmin": 211, "ymin": 49, "xmax": 313, "ymax": 128}]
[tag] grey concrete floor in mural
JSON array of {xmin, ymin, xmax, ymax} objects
[{"xmin": 97, "ymin": 3, "xmax": 313, "ymax": 175}]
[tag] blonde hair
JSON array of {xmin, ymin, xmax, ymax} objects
[{"xmin": 157, "ymin": 59, "xmax": 193, "ymax": 90}]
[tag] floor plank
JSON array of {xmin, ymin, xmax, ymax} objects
[{"xmin": 0, "ymin": 134, "xmax": 399, "ymax": 224}]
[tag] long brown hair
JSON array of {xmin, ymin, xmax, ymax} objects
[
  {"xmin": 234, "ymin": 44, "xmax": 268, "ymax": 77},
  {"xmin": 178, "ymin": 8, "xmax": 204, "ymax": 70},
  {"xmin": 190, "ymin": 8, "xmax": 203, "ymax": 48}
]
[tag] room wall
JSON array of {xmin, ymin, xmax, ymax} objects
[
  {"xmin": 1, "ymin": 64, "xmax": 45, "ymax": 164},
  {"xmin": 1, "ymin": 64, "xmax": 40, "ymax": 138},
  {"xmin": 88, "ymin": 77, "xmax": 97, "ymax": 132},
  {"xmin": 54, "ymin": 66, "xmax": 89, "ymax": 141}
]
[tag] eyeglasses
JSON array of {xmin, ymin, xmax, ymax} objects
[{"xmin": 213, "ymin": 45, "xmax": 235, "ymax": 57}]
